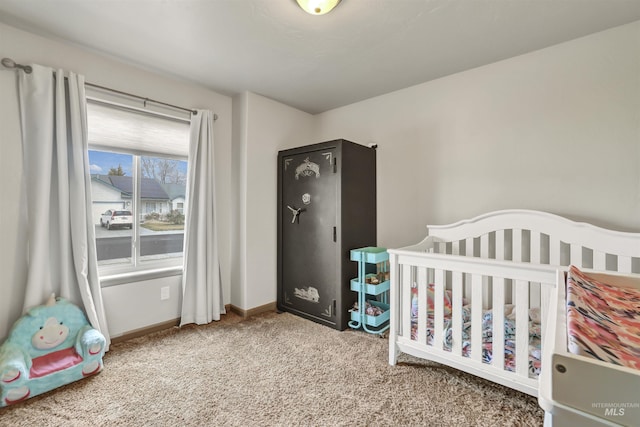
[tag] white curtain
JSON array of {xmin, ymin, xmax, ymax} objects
[
  {"xmin": 18, "ymin": 64, "xmax": 110, "ymax": 348},
  {"xmin": 180, "ymin": 110, "xmax": 225, "ymax": 325}
]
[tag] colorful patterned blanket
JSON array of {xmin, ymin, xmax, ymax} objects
[{"xmin": 566, "ymin": 265, "xmax": 640, "ymax": 370}]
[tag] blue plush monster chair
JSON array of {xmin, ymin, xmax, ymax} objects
[{"xmin": 0, "ymin": 294, "xmax": 106, "ymax": 406}]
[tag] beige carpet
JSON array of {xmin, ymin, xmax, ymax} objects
[{"xmin": 0, "ymin": 311, "xmax": 543, "ymax": 426}]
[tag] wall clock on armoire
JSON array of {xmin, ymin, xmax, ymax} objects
[{"xmin": 277, "ymin": 139, "xmax": 376, "ymax": 330}]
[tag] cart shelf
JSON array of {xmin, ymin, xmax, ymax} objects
[
  {"xmin": 349, "ymin": 278, "xmax": 390, "ymax": 295},
  {"xmin": 350, "ymin": 301, "xmax": 390, "ymax": 328},
  {"xmin": 350, "ymin": 246, "xmax": 389, "ymax": 264}
]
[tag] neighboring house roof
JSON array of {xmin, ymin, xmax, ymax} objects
[
  {"xmin": 91, "ymin": 174, "xmax": 123, "ymax": 194},
  {"xmin": 161, "ymin": 183, "xmax": 186, "ymax": 201},
  {"xmin": 91, "ymin": 174, "xmax": 171, "ymax": 200}
]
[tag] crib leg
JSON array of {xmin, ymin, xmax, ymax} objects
[
  {"xmin": 389, "ymin": 339, "xmax": 398, "ymax": 365},
  {"xmin": 388, "ymin": 306, "xmax": 398, "ymax": 365},
  {"xmin": 544, "ymin": 411, "xmax": 553, "ymax": 427}
]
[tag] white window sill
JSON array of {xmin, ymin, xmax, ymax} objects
[{"xmin": 100, "ymin": 266, "xmax": 183, "ymax": 287}]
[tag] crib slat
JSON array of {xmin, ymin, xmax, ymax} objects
[
  {"xmin": 618, "ymin": 256, "xmax": 632, "ymax": 273},
  {"xmin": 451, "ymin": 271, "xmax": 463, "ymax": 356},
  {"xmin": 540, "ymin": 282, "xmax": 552, "ymax": 366},
  {"xmin": 515, "ymin": 280, "xmax": 529, "ymax": 378},
  {"xmin": 402, "ymin": 264, "xmax": 413, "ymax": 340},
  {"xmin": 493, "ymin": 230, "xmax": 511, "ymax": 332},
  {"xmin": 513, "ymin": 229, "xmax": 522, "ymax": 262},
  {"xmin": 471, "ymin": 274, "xmax": 483, "ymax": 363},
  {"xmin": 481, "ymin": 235, "xmax": 491, "ymax": 308},
  {"xmin": 512, "ymin": 230, "xmax": 524, "ymax": 325},
  {"xmin": 550, "ymin": 236, "xmax": 560, "ymax": 266},
  {"xmin": 528, "ymin": 232, "xmax": 542, "ymax": 309},
  {"xmin": 434, "ymin": 269, "xmax": 445, "ymax": 350},
  {"xmin": 531, "ymin": 232, "xmax": 541, "ymax": 264},
  {"xmin": 594, "ymin": 251, "xmax": 606, "ymax": 270},
  {"xmin": 451, "ymin": 241, "xmax": 462, "ymax": 354},
  {"xmin": 465, "ymin": 238, "xmax": 473, "ymax": 298},
  {"xmin": 496, "ymin": 230, "xmax": 505, "ymax": 261},
  {"xmin": 466, "ymin": 238, "xmax": 474, "ymax": 257},
  {"xmin": 417, "ymin": 268, "xmax": 428, "ymax": 345},
  {"xmin": 481, "ymin": 234, "xmax": 489, "ymax": 259},
  {"xmin": 570, "ymin": 244, "xmax": 582, "ymax": 268},
  {"xmin": 492, "ymin": 277, "xmax": 505, "ymax": 371}
]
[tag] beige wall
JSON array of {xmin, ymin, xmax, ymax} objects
[
  {"xmin": 224, "ymin": 20, "xmax": 640, "ymax": 314},
  {"xmin": 314, "ymin": 20, "xmax": 640, "ymax": 249},
  {"xmin": 232, "ymin": 92, "xmax": 315, "ymax": 310},
  {"xmin": 0, "ymin": 22, "xmax": 233, "ymax": 339}
]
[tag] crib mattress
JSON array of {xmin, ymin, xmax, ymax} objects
[
  {"xmin": 566, "ymin": 265, "xmax": 640, "ymax": 370},
  {"xmin": 410, "ymin": 286, "xmax": 542, "ymax": 378}
]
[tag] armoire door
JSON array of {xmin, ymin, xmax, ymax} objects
[{"xmin": 280, "ymin": 147, "xmax": 338, "ymax": 322}]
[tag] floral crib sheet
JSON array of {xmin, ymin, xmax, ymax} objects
[
  {"xmin": 566, "ymin": 265, "xmax": 640, "ymax": 370},
  {"xmin": 410, "ymin": 285, "xmax": 542, "ymax": 378}
]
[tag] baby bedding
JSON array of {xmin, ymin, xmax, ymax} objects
[
  {"xmin": 410, "ymin": 285, "xmax": 542, "ymax": 378},
  {"xmin": 566, "ymin": 265, "xmax": 640, "ymax": 370}
]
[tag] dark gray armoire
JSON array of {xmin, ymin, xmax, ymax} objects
[{"xmin": 277, "ymin": 139, "xmax": 376, "ymax": 330}]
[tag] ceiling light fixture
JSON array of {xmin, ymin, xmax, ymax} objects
[{"xmin": 296, "ymin": 0, "xmax": 341, "ymax": 15}]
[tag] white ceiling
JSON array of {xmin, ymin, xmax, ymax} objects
[{"xmin": 2, "ymin": 0, "xmax": 640, "ymax": 114}]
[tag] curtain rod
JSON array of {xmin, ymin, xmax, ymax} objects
[{"xmin": 1, "ymin": 57, "xmax": 218, "ymax": 120}]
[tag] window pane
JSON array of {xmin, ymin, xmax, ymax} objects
[
  {"xmin": 89, "ymin": 150, "xmax": 134, "ymax": 266},
  {"xmin": 140, "ymin": 155, "xmax": 187, "ymax": 263}
]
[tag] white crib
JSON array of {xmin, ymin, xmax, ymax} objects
[{"xmin": 387, "ymin": 210, "xmax": 640, "ymax": 398}]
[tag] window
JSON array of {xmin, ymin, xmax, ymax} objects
[{"xmin": 87, "ymin": 99, "xmax": 190, "ymax": 276}]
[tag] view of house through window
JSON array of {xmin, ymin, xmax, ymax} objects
[
  {"xmin": 87, "ymin": 98, "xmax": 190, "ymax": 272},
  {"xmin": 139, "ymin": 154, "xmax": 187, "ymax": 263},
  {"xmin": 89, "ymin": 150, "xmax": 188, "ymax": 267}
]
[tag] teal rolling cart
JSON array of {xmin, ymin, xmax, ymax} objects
[{"xmin": 348, "ymin": 247, "xmax": 390, "ymax": 335}]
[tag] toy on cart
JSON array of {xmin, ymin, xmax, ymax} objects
[{"xmin": 348, "ymin": 247, "xmax": 390, "ymax": 335}]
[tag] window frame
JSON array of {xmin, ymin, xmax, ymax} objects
[{"xmin": 86, "ymin": 97, "xmax": 190, "ymax": 284}]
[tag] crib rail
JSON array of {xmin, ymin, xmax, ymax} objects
[
  {"xmin": 407, "ymin": 210, "xmax": 639, "ymax": 275},
  {"xmin": 388, "ymin": 250, "xmax": 557, "ymax": 396}
]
